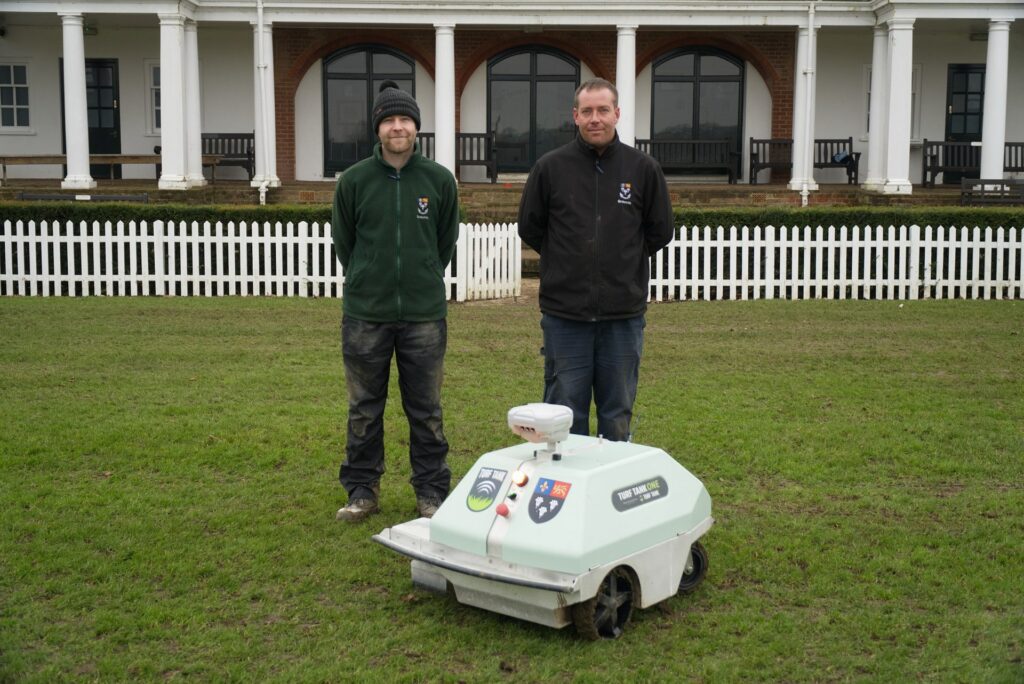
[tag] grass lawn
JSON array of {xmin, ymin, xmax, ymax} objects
[{"xmin": 1, "ymin": 290, "xmax": 1022, "ymax": 682}]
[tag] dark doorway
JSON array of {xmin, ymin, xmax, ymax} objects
[
  {"xmin": 322, "ymin": 46, "xmax": 414, "ymax": 176},
  {"xmin": 61, "ymin": 59, "xmax": 121, "ymax": 179},
  {"xmin": 488, "ymin": 48, "xmax": 579, "ymax": 173},
  {"xmin": 944, "ymin": 64, "xmax": 985, "ymax": 184}
]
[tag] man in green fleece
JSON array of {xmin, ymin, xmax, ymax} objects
[{"xmin": 331, "ymin": 81, "xmax": 459, "ymax": 522}]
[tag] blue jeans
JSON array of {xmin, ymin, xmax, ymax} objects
[
  {"xmin": 340, "ymin": 317, "xmax": 450, "ymax": 502},
  {"xmin": 540, "ymin": 313, "xmax": 645, "ymax": 442}
]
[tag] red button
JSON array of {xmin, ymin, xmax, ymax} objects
[{"xmin": 496, "ymin": 503, "xmax": 510, "ymax": 517}]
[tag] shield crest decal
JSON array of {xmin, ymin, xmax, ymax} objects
[
  {"xmin": 528, "ymin": 478, "xmax": 572, "ymax": 523},
  {"xmin": 466, "ymin": 468, "xmax": 507, "ymax": 512}
]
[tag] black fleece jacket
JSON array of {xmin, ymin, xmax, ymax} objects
[{"xmin": 517, "ymin": 133, "xmax": 674, "ymax": 321}]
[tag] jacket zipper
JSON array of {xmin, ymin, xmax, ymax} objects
[
  {"xmin": 394, "ymin": 170, "xmax": 402, "ymax": 317},
  {"xmin": 591, "ymin": 157, "xmax": 601, "ymax": 321}
]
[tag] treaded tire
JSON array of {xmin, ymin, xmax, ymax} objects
[
  {"xmin": 572, "ymin": 566, "xmax": 636, "ymax": 640},
  {"xmin": 678, "ymin": 541, "xmax": 709, "ymax": 594}
]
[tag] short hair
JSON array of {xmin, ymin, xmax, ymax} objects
[{"xmin": 574, "ymin": 78, "xmax": 618, "ymax": 108}]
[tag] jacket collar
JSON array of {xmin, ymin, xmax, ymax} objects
[{"xmin": 574, "ymin": 130, "xmax": 620, "ymax": 160}]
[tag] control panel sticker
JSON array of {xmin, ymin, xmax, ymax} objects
[
  {"xmin": 612, "ymin": 477, "xmax": 669, "ymax": 512},
  {"xmin": 529, "ymin": 478, "xmax": 572, "ymax": 523},
  {"xmin": 466, "ymin": 468, "xmax": 507, "ymax": 512}
]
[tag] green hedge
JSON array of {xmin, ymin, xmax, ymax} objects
[{"xmin": 1, "ymin": 201, "xmax": 1022, "ymax": 229}]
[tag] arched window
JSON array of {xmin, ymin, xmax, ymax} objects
[
  {"xmin": 488, "ymin": 48, "xmax": 579, "ymax": 172},
  {"xmin": 651, "ymin": 48, "xmax": 744, "ymax": 174},
  {"xmin": 322, "ymin": 46, "xmax": 414, "ymax": 175}
]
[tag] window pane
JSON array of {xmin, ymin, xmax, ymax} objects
[
  {"xmin": 326, "ymin": 52, "xmax": 366, "ymax": 74},
  {"xmin": 966, "ymin": 93, "xmax": 982, "ymax": 113},
  {"xmin": 87, "ymin": 90, "xmax": 97, "ymax": 107},
  {"xmin": 491, "ymin": 53, "xmax": 530, "ymax": 76},
  {"xmin": 0, "ymin": 88, "xmax": 11, "ymax": 106},
  {"xmin": 537, "ymin": 53, "xmax": 575, "ymax": 76},
  {"xmin": 967, "ymin": 72, "xmax": 983, "ymax": 92},
  {"xmin": 101, "ymin": 110, "xmax": 114, "ymax": 128},
  {"xmin": 699, "ymin": 82, "xmax": 740, "ymax": 140},
  {"xmin": 16, "ymin": 109, "xmax": 28, "ymax": 127},
  {"xmin": 153, "ymin": 66, "xmax": 160, "ymax": 87},
  {"xmin": 100, "ymin": 89, "xmax": 113, "ymax": 108},
  {"xmin": 15, "ymin": 88, "xmax": 28, "ymax": 106},
  {"xmin": 1, "ymin": 109, "xmax": 12, "ymax": 126},
  {"xmin": 952, "ymin": 72, "xmax": 965, "ymax": 92},
  {"xmin": 155, "ymin": 109, "xmax": 160, "ymax": 129},
  {"xmin": 652, "ymin": 81, "xmax": 693, "ymax": 138},
  {"xmin": 155, "ymin": 90, "xmax": 161, "ymax": 108},
  {"xmin": 13, "ymin": 65, "xmax": 27, "ymax": 84},
  {"xmin": 536, "ymin": 81, "xmax": 576, "ymax": 158},
  {"xmin": 656, "ymin": 54, "xmax": 694, "ymax": 77},
  {"xmin": 372, "ymin": 79, "xmax": 412, "ymax": 98},
  {"xmin": 373, "ymin": 52, "xmax": 411, "ymax": 74},
  {"xmin": 0, "ymin": 65, "xmax": 10, "ymax": 84},
  {"xmin": 491, "ymin": 80, "xmax": 530, "ymax": 166},
  {"xmin": 97, "ymin": 68, "xmax": 112, "ymax": 86},
  {"xmin": 952, "ymin": 94, "xmax": 965, "ymax": 113},
  {"xmin": 700, "ymin": 55, "xmax": 739, "ymax": 76},
  {"xmin": 965, "ymin": 114, "xmax": 981, "ymax": 135},
  {"xmin": 326, "ymin": 79, "xmax": 370, "ymax": 166}
]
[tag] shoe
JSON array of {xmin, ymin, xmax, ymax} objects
[
  {"xmin": 416, "ymin": 496, "xmax": 444, "ymax": 519},
  {"xmin": 336, "ymin": 498, "xmax": 380, "ymax": 522}
]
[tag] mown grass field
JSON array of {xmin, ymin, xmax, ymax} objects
[{"xmin": 1, "ymin": 291, "xmax": 1021, "ymax": 682}]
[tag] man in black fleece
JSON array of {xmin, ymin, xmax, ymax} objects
[{"xmin": 517, "ymin": 78, "xmax": 674, "ymax": 441}]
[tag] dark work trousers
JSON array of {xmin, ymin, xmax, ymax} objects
[
  {"xmin": 540, "ymin": 313, "xmax": 645, "ymax": 442},
  {"xmin": 340, "ymin": 317, "xmax": 450, "ymax": 502}
]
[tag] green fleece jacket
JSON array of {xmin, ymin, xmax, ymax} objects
[{"xmin": 331, "ymin": 143, "xmax": 459, "ymax": 322}]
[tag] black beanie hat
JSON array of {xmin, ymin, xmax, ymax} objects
[{"xmin": 372, "ymin": 80, "xmax": 421, "ymax": 132}]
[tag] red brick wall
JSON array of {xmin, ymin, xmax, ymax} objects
[{"xmin": 272, "ymin": 27, "xmax": 795, "ymax": 181}]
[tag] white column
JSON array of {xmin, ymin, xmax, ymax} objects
[
  {"xmin": 802, "ymin": 17, "xmax": 819, "ymax": 191},
  {"xmin": 158, "ymin": 14, "xmax": 188, "ymax": 190},
  {"xmin": 184, "ymin": 20, "xmax": 205, "ymax": 187},
  {"xmin": 788, "ymin": 26, "xmax": 809, "ymax": 191},
  {"xmin": 59, "ymin": 13, "xmax": 95, "ymax": 190},
  {"xmin": 980, "ymin": 19, "xmax": 1013, "ymax": 180},
  {"xmin": 882, "ymin": 18, "xmax": 914, "ymax": 194},
  {"xmin": 434, "ymin": 23, "xmax": 457, "ymax": 175},
  {"xmin": 863, "ymin": 24, "xmax": 889, "ymax": 190},
  {"xmin": 263, "ymin": 22, "xmax": 279, "ymax": 187},
  {"xmin": 615, "ymin": 25, "xmax": 638, "ymax": 146}
]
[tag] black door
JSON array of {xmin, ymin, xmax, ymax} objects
[
  {"xmin": 61, "ymin": 58, "xmax": 121, "ymax": 179},
  {"xmin": 944, "ymin": 64, "xmax": 984, "ymax": 184}
]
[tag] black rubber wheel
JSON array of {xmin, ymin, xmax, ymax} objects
[
  {"xmin": 572, "ymin": 566, "xmax": 636, "ymax": 640},
  {"xmin": 678, "ymin": 540, "xmax": 709, "ymax": 594}
]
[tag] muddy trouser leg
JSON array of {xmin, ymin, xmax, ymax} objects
[
  {"xmin": 394, "ymin": 319, "xmax": 450, "ymax": 500},
  {"xmin": 340, "ymin": 317, "xmax": 395, "ymax": 501}
]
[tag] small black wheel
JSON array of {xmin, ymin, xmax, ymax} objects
[
  {"xmin": 678, "ymin": 540, "xmax": 708, "ymax": 594},
  {"xmin": 572, "ymin": 566, "xmax": 636, "ymax": 640}
]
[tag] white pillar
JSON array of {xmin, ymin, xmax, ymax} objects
[
  {"xmin": 802, "ymin": 17, "xmax": 819, "ymax": 191},
  {"xmin": 251, "ymin": 20, "xmax": 279, "ymax": 187},
  {"xmin": 980, "ymin": 19, "xmax": 1013, "ymax": 180},
  {"xmin": 882, "ymin": 18, "xmax": 914, "ymax": 194},
  {"xmin": 788, "ymin": 26, "xmax": 810, "ymax": 191},
  {"xmin": 158, "ymin": 14, "xmax": 188, "ymax": 190},
  {"xmin": 615, "ymin": 25, "xmax": 637, "ymax": 146},
  {"xmin": 184, "ymin": 21, "xmax": 206, "ymax": 187},
  {"xmin": 59, "ymin": 13, "xmax": 95, "ymax": 190},
  {"xmin": 434, "ymin": 23, "xmax": 457, "ymax": 175},
  {"xmin": 863, "ymin": 24, "xmax": 889, "ymax": 190},
  {"xmin": 263, "ymin": 23, "xmax": 279, "ymax": 187}
]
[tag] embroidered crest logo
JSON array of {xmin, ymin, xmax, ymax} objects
[
  {"xmin": 528, "ymin": 478, "xmax": 572, "ymax": 523},
  {"xmin": 417, "ymin": 196, "xmax": 430, "ymax": 219},
  {"xmin": 618, "ymin": 182, "xmax": 632, "ymax": 205},
  {"xmin": 466, "ymin": 468, "xmax": 507, "ymax": 512}
]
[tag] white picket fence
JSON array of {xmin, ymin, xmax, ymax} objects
[
  {"xmin": 651, "ymin": 224, "xmax": 1022, "ymax": 301},
  {"xmin": 0, "ymin": 219, "xmax": 521, "ymax": 301},
  {"xmin": 1, "ymin": 219, "xmax": 1021, "ymax": 300}
]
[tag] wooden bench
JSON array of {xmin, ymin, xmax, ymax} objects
[
  {"xmin": 960, "ymin": 178, "xmax": 1024, "ymax": 205},
  {"xmin": 635, "ymin": 139, "xmax": 738, "ymax": 183},
  {"xmin": 417, "ymin": 132, "xmax": 498, "ymax": 183},
  {"xmin": 1, "ymin": 153, "xmax": 220, "ymax": 183},
  {"xmin": 923, "ymin": 140, "xmax": 1024, "ymax": 187},
  {"xmin": 749, "ymin": 137, "xmax": 861, "ymax": 184},
  {"xmin": 201, "ymin": 132, "xmax": 255, "ymax": 180}
]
